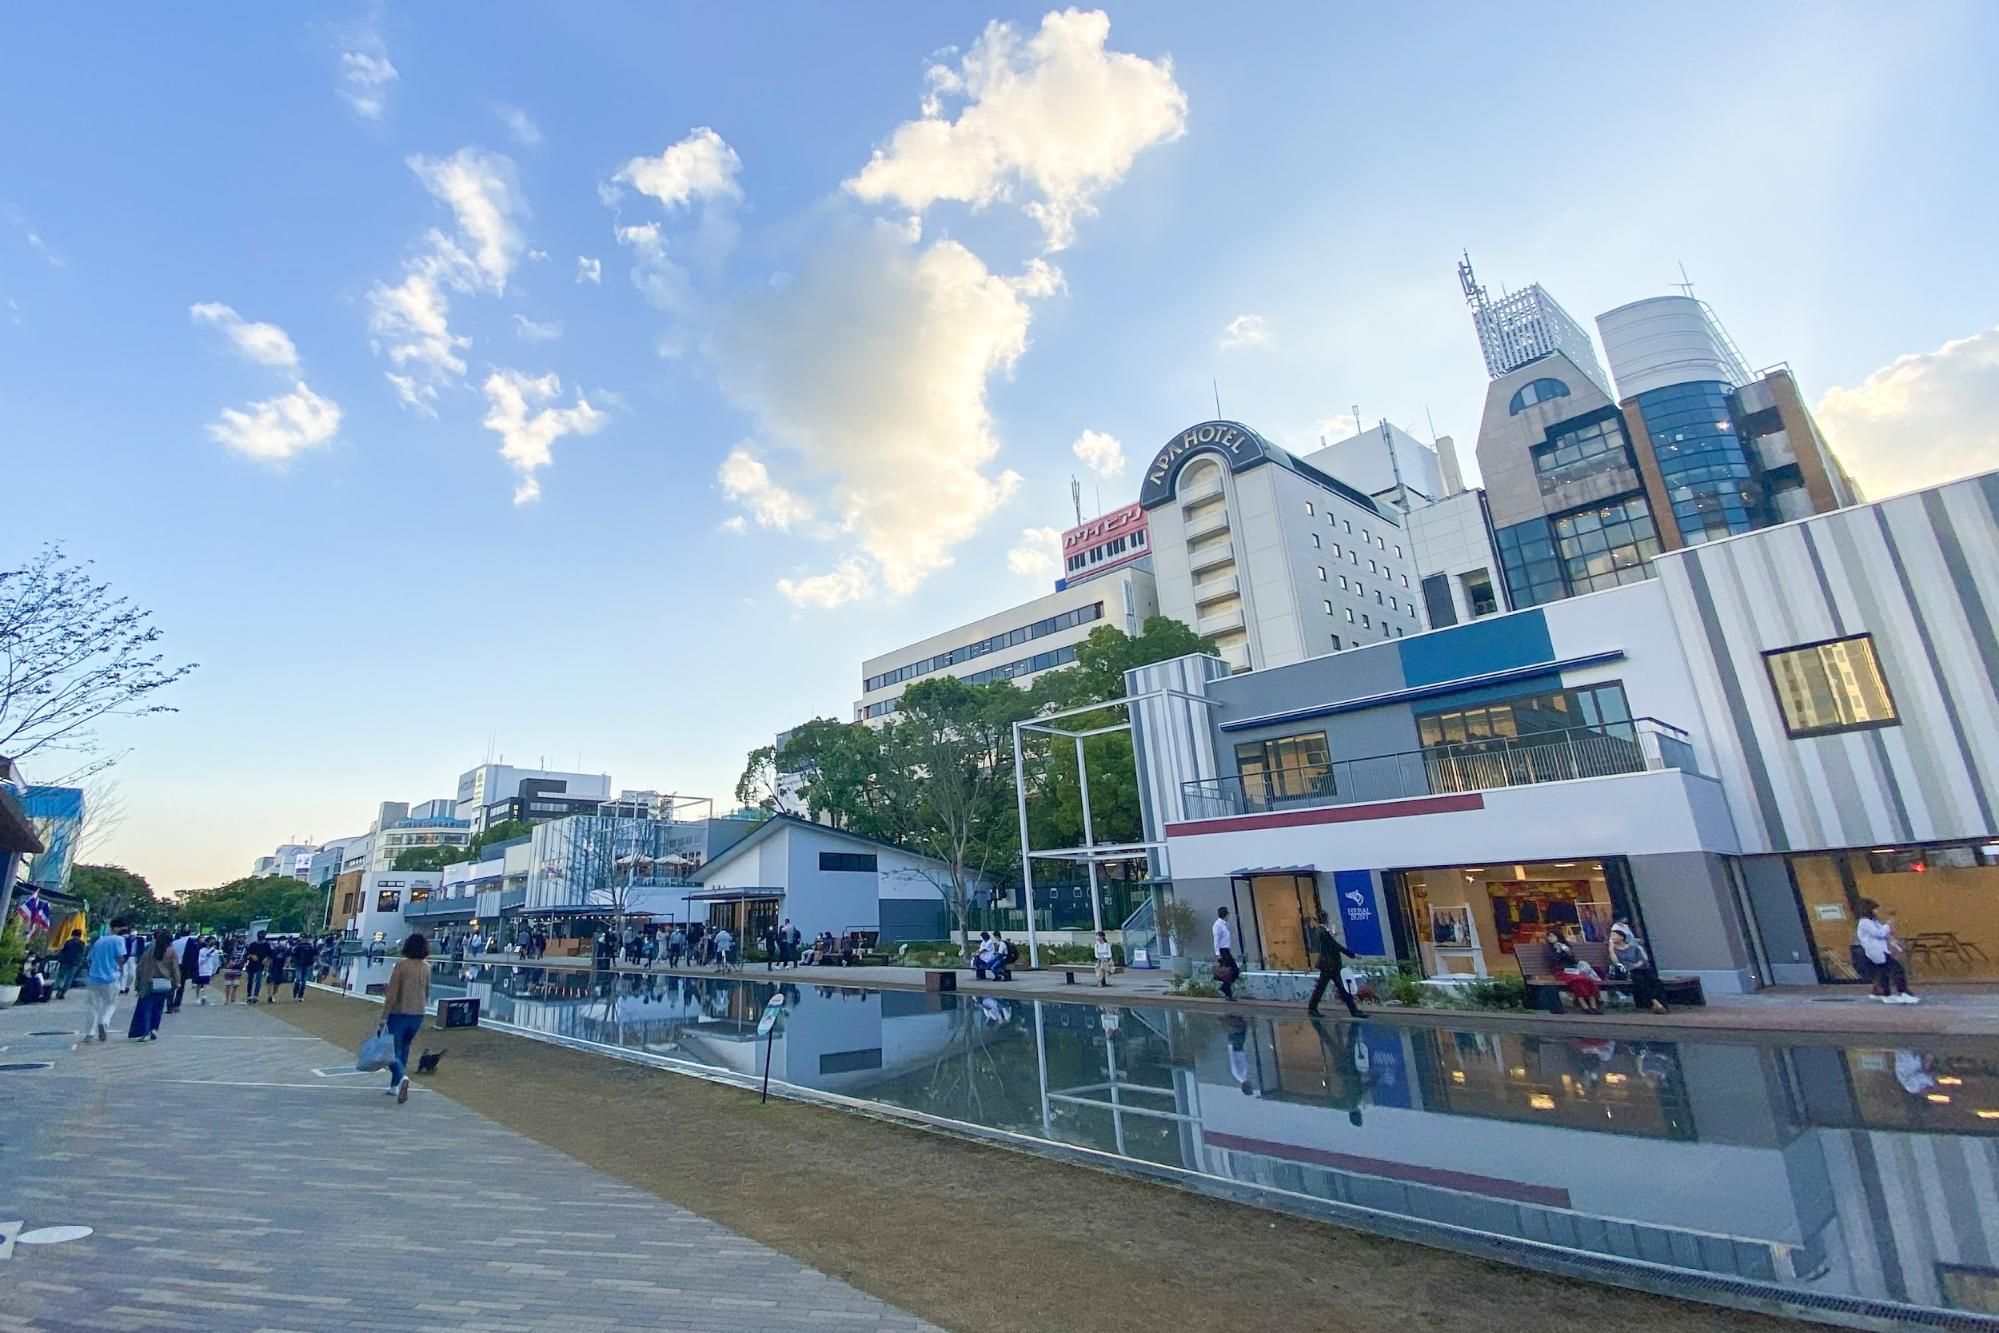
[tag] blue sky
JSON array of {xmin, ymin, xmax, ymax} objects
[{"xmin": 4, "ymin": 3, "xmax": 1996, "ymax": 891}]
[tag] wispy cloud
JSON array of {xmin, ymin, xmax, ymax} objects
[
  {"xmin": 190, "ymin": 302, "xmax": 299, "ymax": 369},
  {"xmin": 1218, "ymin": 313, "xmax": 1270, "ymax": 349},
  {"xmin": 495, "ymin": 102, "xmax": 542, "ymax": 147},
  {"xmin": 334, "ymin": 19, "xmax": 398, "ymax": 121},
  {"xmin": 512, "ymin": 313, "xmax": 562, "ymax": 342},
  {"xmin": 576, "ymin": 255, "xmax": 602, "ymax": 285},
  {"xmin": 1070, "ymin": 428, "xmax": 1125, "ymax": 477},
  {"xmin": 6, "ymin": 205, "xmax": 66, "ymax": 268},
  {"xmin": 1006, "ymin": 526, "xmax": 1064, "ymax": 579},
  {"xmin": 191, "ymin": 302, "xmax": 338, "ymax": 461}
]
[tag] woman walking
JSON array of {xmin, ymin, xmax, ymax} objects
[
  {"xmin": 1857, "ymin": 900, "xmax": 1918, "ymax": 1004},
  {"xmin": 381, "ymin": 933, "xmax": 432, "ymax": 1104},
  {"xmin": 221, "ymin": 938, "xmax": 245, "ymax": 1004},
  {"xmin": 195, "ymin": 936, "xmax": 221, "ymax": 1005},
  {"xmin": 127, "ymin": 929, "xmax": 179, "ymax": 1040}
]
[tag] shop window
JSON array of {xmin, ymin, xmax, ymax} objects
[
  {"xmin": 376, "ymin": 890, "xmax": 402, "ymax": 913},
  {"xmin": 1789, "ymin": 843, "xmax": 1999, "ymax": 984},
  {"xmin": 1764, "ymin": 634, "xmax": 1898, "ymax": 738},
  {"xmin": 1234, "ymin": 732, "xmax": 1332, "ymax": 805}
]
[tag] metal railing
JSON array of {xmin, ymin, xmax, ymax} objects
[{"xmin": 1182, "ymin": 718, "xmax": 1696, "ymax": 820}]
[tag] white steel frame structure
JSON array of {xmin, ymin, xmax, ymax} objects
[{"xmin": 1010, "ymin": 687, "xmax": 1213, "ymax": 968}]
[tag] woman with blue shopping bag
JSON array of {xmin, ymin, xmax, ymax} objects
[{"xmin": 359, "ymin": 933, "xmax": 431, "ymax": 1103}]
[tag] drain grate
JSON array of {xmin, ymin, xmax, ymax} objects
[{"xmin": 0, "ymin": 1062, "xmax": 55, "ymax": 1072}]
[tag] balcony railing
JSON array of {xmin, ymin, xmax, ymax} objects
[{"xmin": 1181, "ymin": 718, "xmax": 1698, "ymax": 820}]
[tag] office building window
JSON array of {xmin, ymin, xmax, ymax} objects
[
  {"xmin": 1553, "ymin": 495, "xmax": 1661, "ymax": 594},
  {"xmin": 1376, "ymin": 536, "xmax": 1385, "ymax": 550},
  {"xmin": 1339, "ymin": 575, "xmax": 1349, "ymax": 591},
  {"xmin": 1317, "ymin": 566, "xmax": 1327, "ymax": 581},
  {"xmin": 1311, "ymin": 533, "xmax": 1322, "ymax": 549},
  {"xmin": 1322, "ymin": 599, "xmax": 1333, "ymax": 614},
  {"xmin": 1344, "ymin": 519, "xmax": 1352, "ymax": 533},
  {"xmin": 1345, "ymin": 608, "xmax": 1355, "ymax": 624},
  {"xmin": 1361, "ymin": 614, "xmax": 1371, "ymax": 629},
  {"xmin": 1369, "ymin": 560, "xmax": 1378, "ymax": 575},
  {"xmin": 1764, "ymin": 635, "xmax": 1899, "ymax": 738},
  {"xmin": 1394, "ymin": 544, "xmax": 1402, "ymax": 558},
  {"xmin": 1463, "ymin": 570, "xmax": 1499, "ymax": 617},
  {"xmin": 1533, "ymin": 413, "xmax": 1636, "ymax": 492},
  {"xmin": 1331, "ymin": 635, "xmax": 1342, "ymax": 650},
  {"xmin": 1350, "ymin": 551, "xmax": 1358, "ymax": 565},
  {"xmin": 1418, "ymin": 682, "xmax": 1632, "ymax": 750},
  {"xmin": 1421, "ymin": 574, "xmax": 1457, "ymax": 627},
  {"xmin": 1305, "ymin": 501, "xmax": 1315, "ymax": 516},
  {"xmin": 1509, "ymin": 376, "xmax": 1572, "ymax": 414},
  {"xmin": 819, "ymin": 851, "xmax": 880, "ymax": 873},
  {"xmin": 1401, "ymin": 573, "xmax": 1409, "ymax": 588},
  {"xmin": 1389, "ymin": 596, "xmax": 1398, "ymax": 612},
  {"xmin": 1636, "ymin": 381, "xmax": 1765, "ymax": 544},
  {"xmin": 1361, "ymin": 529, "xmax": 1369, "ymax": 543},
  {"xmin": 1235, "ymin": 732, "xmax": 1332, "ymax": 801}
]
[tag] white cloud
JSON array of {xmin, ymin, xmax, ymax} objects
[
  {"xmin": 189, "ymin": 302, "xmax": 299, "ymax": 369},
  {"xmin": 336, "ymin": 47, "xmax": 398, "ymax": 120},
  {"xmin": 778, "ymin": 557, "xmax": 876, "ymax": 609},
  {"xmin": 718, "ymin": 221, "xmax": 1038, "ymax": 602},
  {"xmin": 512, "ymin": 313, "xmax": 562, "ymax": 342},
  {"xmin": 480, "ymin": 370, "xmax": 608, "ymax": 504},
  {"xmin": 576, "ymin": 256, "xmax": 602, "ymax": 284},
  {"xmin": 368, "ymin": 149, "xmax": 527, "ymax": 409},
  {"xmin": 495, "ymin": 102, "xmax": 542, "ymax": 147},
  {"xmin": 1817, "ymin": 325, "xmax": 1999, "ymax": 498},
  {"xmin": 384, "ymin": 372, "xmax": 436, "ymax": 416},
  {"xmin": 205, "ymin": 381, "xmax": 341, "ymax": 461},
  {"xmin": 611, "ymin": 128, "xmax": 743, "ymax": 210},
  {"xmin": 1219, "ymin": 313, "xmax": 1271, "ymax": 349},
  {"xmin": 6, "ymin": 205, "xmax": 65, "ymax": 268},
  {"xmin": 718, "ymin": 445, "xmax": 816, "ymax": 531},
  {"xmin": 1070, "ymin": 428, "xmax": 1125, "ymax": 478},
  {"xmin": 845, "ymin": 9, "xmax": 1186, "ymax": 250},
  {"xmin": 614, "ymin": 221, "xmax": 694, "ymax": 313},
  {"xmin": 1006, "ymin": 526, "xmax": 1064, "ymax": 579},
  {"xmin": 721, "ymin": 515, "xmax": 749, "ymax": 535}
]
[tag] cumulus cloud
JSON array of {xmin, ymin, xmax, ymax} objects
[
  {"xmin": 845, "ymin": 8, "xmax": 1186, "ymax": 250},
  {"xmin": 1219, "ymin": 313, "xmax": 1271, "ymax": 349},
  {"xmin": 576, "ymin": 255, "xmax": 602, "ymax": 284},
  {"xmin": 718, "ymin": 445, "xmax": 816, "ymax": 531},
  {"xmin": 1817, "ymin": 325, "xmax": 1999, "ymax": 497},
  {"xmin": 611, "ymin": 128, "xmax": 743, "ymax": 209},
  {"xmin": 368, "ymin": 148, "xmax": 528, "ymax": 410},
  {"xmin": 1071, "ymin": 428, "xmax": 1125, "ymax": 477},
  {"xmin": 1006, "ymin": 526, "xmax": 1064, "ymax": 579},
  {"xmin": 206, "ymin": 382, "xmax": 341, "ymax": 461},
  {"xmin": 512, "ymin": 313, "xmax": 562, "ymax": 342},
  {"xmin": 480, "ymin": 370, "xmax": 608, "ymax": 504},
  {"xmin": 778, "ymin": 557, "xmax": 876, "ymax": 610},
  {"xmin": 717, "ymin": 221, "xmax": 1038, "ymax": 602},
  {"xmin": 189, "ymin": 302, "xmax": 300, "ymax": 369},
  {"xmin": 336, "ymin": 46, "xmax": 398, "ymax": 120},
  {"xmin": 495, "ymin": 102, "xmax": 542, "ymax": 147}
]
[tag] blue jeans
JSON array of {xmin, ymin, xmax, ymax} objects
[
  {"xmin": 127, "ymin": 989, "xmax": 168, "ymax": 1038},
  {"xmin": 245, "ymin": 966, "xmax": 264, "ymax": 999},
  {"xmin": 384, "ymin": 1012, "xmax": 424, "ymax": 1085}
]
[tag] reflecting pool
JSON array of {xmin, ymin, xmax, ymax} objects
[{"xmin": 321, "ymin": 957, "xmax": 1999, "ymax": 1326}]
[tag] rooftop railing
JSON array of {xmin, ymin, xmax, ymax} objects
[{"xmin": 1181, "ymin": 718, "xmax": 1697, "ymax": 821}]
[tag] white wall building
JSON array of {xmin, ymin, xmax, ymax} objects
[
  {"xmin": 856, "ymin": 568, "xmax": 1157, "ymax": 721},
  {"xmin": 453, "ymin": 763, "xmax": 612, "ymax": 822},
  {"xmin": 348, "ymin": 869, "xmax": 442, "ymax": 947},
  {"xmin": 1406, "ymin": 488, "xmax": 1508, "ymax": 628},
  {"xmin": 1140, "ymin": 420, "xmax": 1422, "ymax": 673}
]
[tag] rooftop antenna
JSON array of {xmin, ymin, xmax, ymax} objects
[
  {"xmin": 1070, "ymin": 476, "xmax": 1083, "ymax": 527},
  {"xmin": 1352, "ymin": 404, "xmax": 1362, "ymax": 438},
  {"xmin": 1674, "ymin": 262, "xmax": 1696, "ymax": 297},
  {"xmin": 1425, "ymin": 406, "xmax": 1440, "ymax": 443},
  {"xmin": 1212, "ymin": 378, "xmax": 1222, "ymax": 418}
]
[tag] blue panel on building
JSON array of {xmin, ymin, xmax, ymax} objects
[
  {"xmin": 1395, "ymin": 609, "xmax": 1553, "ymax": 688},
  {"xmin": 1332, "ymin": 869, "xmax": 1385, "ymax": 956}
]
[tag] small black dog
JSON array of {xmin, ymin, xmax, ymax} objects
[{"xmin": 415, "ymin": 1048, "xmax": 447, "ymax": 1075}]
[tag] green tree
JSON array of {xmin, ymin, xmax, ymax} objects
[
  {"xmin": 70, "ymin": 863, "xmax": 168, "ymax": 926},
  {"xmin": 177, "ymin": 874, "xmax": 327, "ymax": 934},
  {"xmin": 872, "ymin": 677, "xmax": 1037, "ymax": 955},
  {"xmin": 468, "ymin": 818, "xmax": 533, "ymax": 855},
  {"xmin": 391, "ymin": 845, "xmax": 468, "ymax": 872}
]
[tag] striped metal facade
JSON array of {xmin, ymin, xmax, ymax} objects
[{"xmin": 1659, "ymin": 471, "xmax": 1999, "ymax": 855}]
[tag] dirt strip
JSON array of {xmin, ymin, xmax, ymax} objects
[{"xmin": 271, "ymin": 991, "xmax": 1804, "ymax": 1333}]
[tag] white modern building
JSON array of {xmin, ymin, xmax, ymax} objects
[
  {"xmin": 346, "ymin": 869, "xmax": 443, "ymax": 947},
  {"xmin": 1122, "ymin": 468, "xmax": 1999, "ymax": 996},
  {"xmin": 454, "ymin": 763, "xmax": 612, "ymax": 823},
  {"xmin": 690, "ymin": 813, "xmax": 967, "ymax": 945},
  {"xmin": 857, "ymin": 567, "xmax": 1157, "ymax": 721},
  {"xmin": 1139, "ymin": 420, "xmax": 1422, "ymax": 673},
  {"xmin": 251, "ymin": 843, "xmax": 316, "ymax": 880}
]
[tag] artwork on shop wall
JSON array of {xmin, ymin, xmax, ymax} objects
[{"xmin": 1485, "ymin": 880, "xmax": 1605, "ymax": 954}]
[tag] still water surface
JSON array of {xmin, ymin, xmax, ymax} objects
[{"xmin": 326, "ymin": 958, "xmax": 1999, "ymax": 1325}]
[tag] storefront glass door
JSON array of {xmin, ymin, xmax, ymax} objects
[
  {"xmin": 1791, "ymin": 842, "xmax": 1999, "ymax": 983},
  {"xmin": 1238, "ymin": 874, "xmax": 1319, "ymax": 970}
]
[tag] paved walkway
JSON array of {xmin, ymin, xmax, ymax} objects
[
  {"xmin": 0, "ymin": 989, "xmax": 936, "ymax": 1333},
  {"xmin": 453, "ymin": 951, "xmax": 1999, "ymax": 1039}
]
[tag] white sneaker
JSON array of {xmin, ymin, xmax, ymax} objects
[
  {"xmin": 1898, "ymin": 994, "xmax": 1920, "ymax": 1004},
  {"xmin": 1876, "ymin": 995, "xmax": 1896, "ymax": 1003}
]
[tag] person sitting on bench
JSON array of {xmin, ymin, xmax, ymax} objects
[
  {"xmin": 1609, "ymin": 922, "xmax": 1668, "ymax": 1015},
  {"xmin": 973, "ymin": 932, "xmax": 999, "ymax": 979},
  {"xmin": 1546, "ymin": 925, "xmax": 1603, "ymax": 1014}
]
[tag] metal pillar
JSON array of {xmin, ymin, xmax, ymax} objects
[
  {"xmin": 1012, "ymin": 731, "xmax": 1040, "ymax": 968},
  {"xmin": 1075, "ymin": 735, "xmax": 1103, "ymax": 936}
]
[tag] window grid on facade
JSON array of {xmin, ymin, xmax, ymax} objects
[
  {"xmin": 1636, "ymin": 380, "xmax": 1766, "ymax": 546},
  {"xmin": 1553, "ymin": 495, "xmax": 1661, "ymax": 594}
]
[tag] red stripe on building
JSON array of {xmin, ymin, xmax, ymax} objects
[
  {"xmin": 1165, "ymin": 792, "xmax": 1485, "ymax": 838},
  {"xmin": 1201, "ymin": 1130, "xmax": 1571, "ymax": 1207}
]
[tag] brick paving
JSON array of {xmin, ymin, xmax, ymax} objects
[{"xmin": 0, "ymin": 990, "xmax": 936, "ymax": 1333}]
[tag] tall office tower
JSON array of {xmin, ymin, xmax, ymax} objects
[
  {"xmin": 1460, "ymin": 254, "xmax": 1612, "ymax": 394},
  {"xmin": 1472, "ymin": 265, "xmax": 1861, "ymax": 610}
]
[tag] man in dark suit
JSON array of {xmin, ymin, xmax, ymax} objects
[{"xmin": 1305, "ymin": 916, "xmax": 1364, "ymax": 1018}]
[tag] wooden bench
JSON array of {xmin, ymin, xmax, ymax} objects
[{"xmin": 1514, "ymin": 938, "xmax": 1704, "ymax": 1013}]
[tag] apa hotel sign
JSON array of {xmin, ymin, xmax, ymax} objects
[{"xmin": 1136, "ymin": 419, "xmax": 1280, "ymax": 510}]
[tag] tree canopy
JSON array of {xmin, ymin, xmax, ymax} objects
[
  {"xmin": 175, "ymin": 874, "xmax": 327, "ymax": 934},
  {"xmin": 70, "ymin": 863, "xmax": 169, "ymax": 926},
  {"xmin": 391, "ymin": 845, "xmax": 468, "ymax": 872}
]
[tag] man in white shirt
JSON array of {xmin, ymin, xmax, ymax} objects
[{"xmin": 1212, "ymin": 907, "xmax": 1238, "ymax": 1000}]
